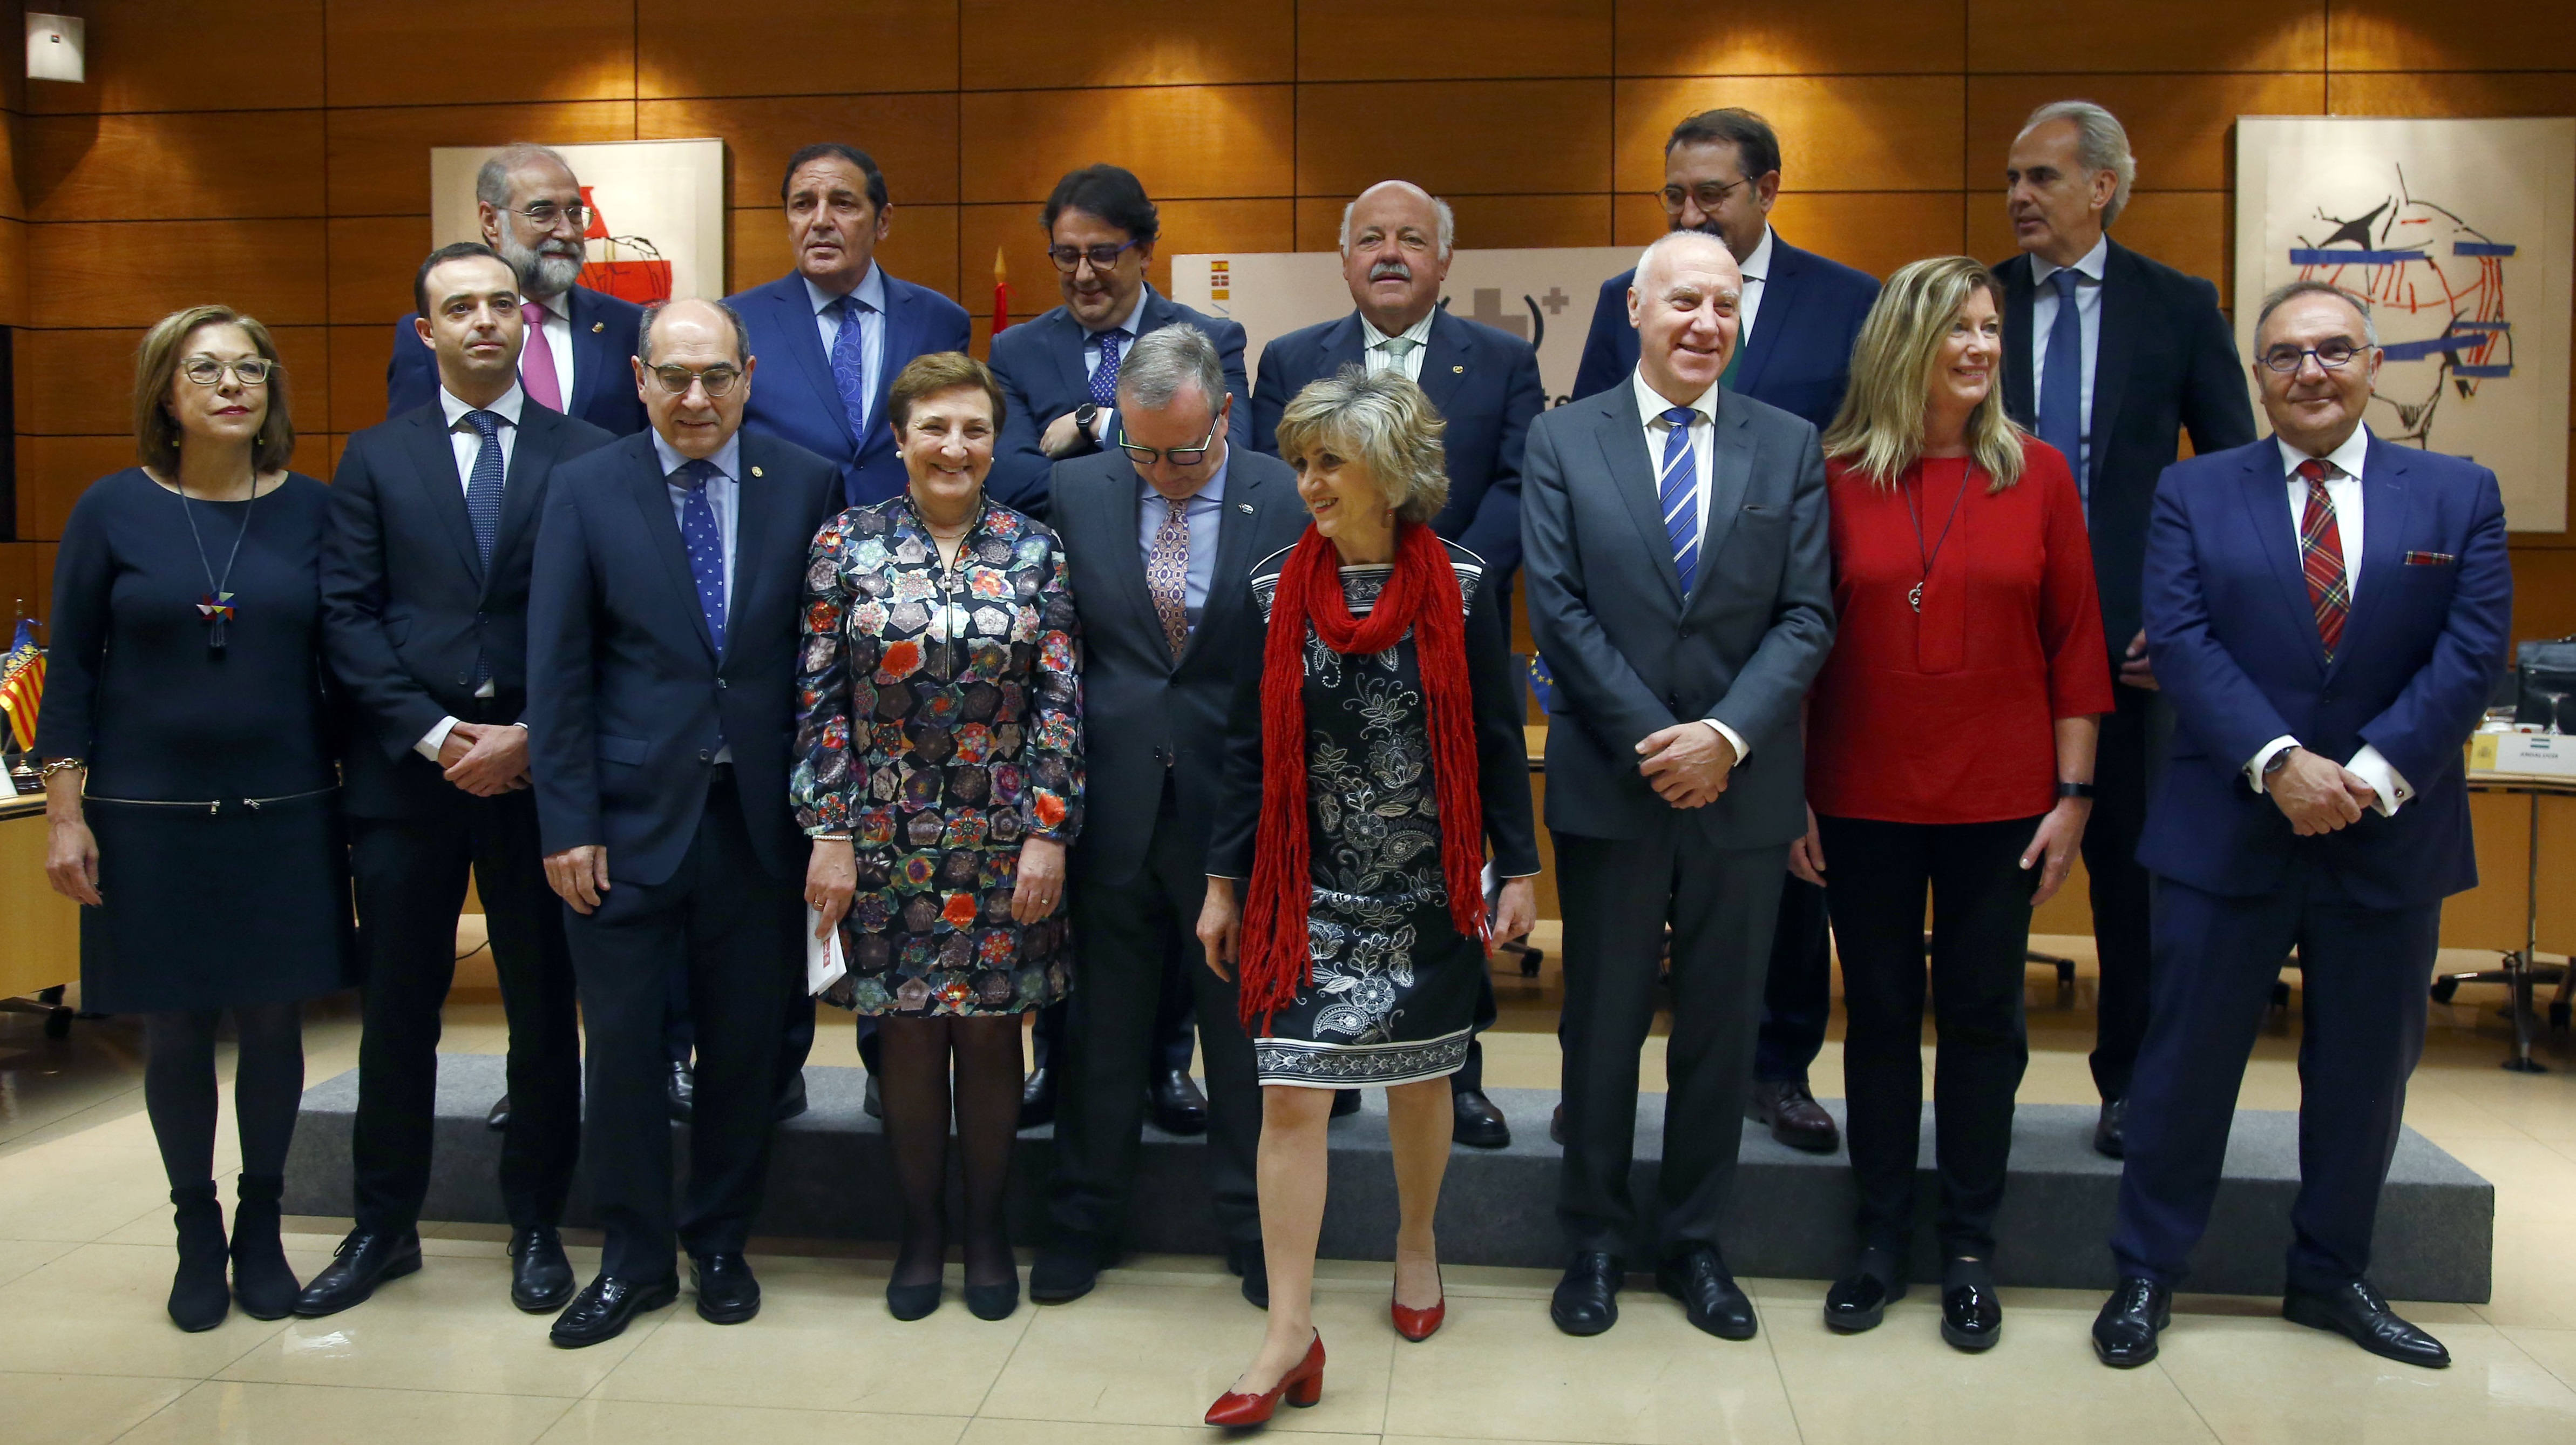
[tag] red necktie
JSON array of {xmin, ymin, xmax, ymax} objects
[{"xmin": 2296, "ymin": 457, "xmax": 2348, "ymax": 659}]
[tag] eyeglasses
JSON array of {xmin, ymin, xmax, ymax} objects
[
  {"xmin": 1656, "ymin": 178, "xmax": 1752, "ymax": 214},
  {"xmin": 504, "ymin": 201, "xmax": 593, "ymax": 231},
  {"xmin": 648, "ymin": 364, "xmax": 743, "ymax": 397},
  {"xmin": 2259, "ymin": 341, "xmax": 2370, "ymax": 373},
  {"xmin": 180, "ymin": 356, "xmax": 274, "ymax": 386},
  {"xmin": 1118, "ymin": 417, "xmax": 1221, "ymax": 467},
  {"xmin": 1047, "ymin": 239, "xmax": 1144, "ymax": 272}
]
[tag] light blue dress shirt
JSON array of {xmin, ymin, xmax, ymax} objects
[
  {"xmin": 1134, "ymin": 453, "xmax": 1228, "ymax": 634},
  {"xmin": 2029, "ymin": 233, "xmax": 2107, "ymax": 485}
]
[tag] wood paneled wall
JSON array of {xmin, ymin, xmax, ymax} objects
[{"xmin": 2, "ymin": 0, "xmax": 2573, "ymax": 637}]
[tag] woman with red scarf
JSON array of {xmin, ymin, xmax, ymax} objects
[{"xmin": 1195, "ymin": 369, "xmax": 1539, "ymax": 1425}]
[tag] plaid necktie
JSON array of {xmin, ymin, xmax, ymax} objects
[
  {"xmin": 674, "ymin": 458, "xmax": 728, "ymax": 655},
  {"xmin": 1145, "ymin": 495, "xmax": 1191, "ymax": 660},
  {"xmin": 1657, "ymin": 406, "xmax": 1700, "ymax": 598},
  {"xmin": 1090, "ymin": 329, "xmax": 1127, "ymax": 407},
  {"xmin": 2296, "ymin": 457, "xmax": 2349, "ymax": 659}
]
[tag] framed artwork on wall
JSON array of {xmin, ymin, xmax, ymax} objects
[{"xmin": 430, "ymin": 139, "xmax": 727, "ymax": 306}]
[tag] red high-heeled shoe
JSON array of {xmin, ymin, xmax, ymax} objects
[
  {"xmin": 1204, "ymin": 1332, "xmax": 1325, "ymax": 1427},
  {"xmin": 1392, "ymin": 1264, "xmax": 1446, "ymax": 1341}
]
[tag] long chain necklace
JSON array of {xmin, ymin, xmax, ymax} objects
[
  {"xmin": 1901, "ymin": 458, "xmax": 1970, "ymax": 614},
  {"xmin": 175, "ymin": 472, "xmax": 260, "ymax": 652}
]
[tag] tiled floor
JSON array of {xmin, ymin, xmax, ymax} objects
[{"xmin": 5, "ymin": 935, "xmax": 2576, "ymax": 1443}]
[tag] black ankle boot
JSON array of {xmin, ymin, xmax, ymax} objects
[
  {"xmin": 229, "ymin": 1174, "xmax": 301, "ymax": 1320},
  {"xmin": 169, "ymin": 1183, "xmax": 231, "ymax": 1332}
]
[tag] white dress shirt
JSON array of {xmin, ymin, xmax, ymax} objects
[
  {"xmin": 1360, "ymin": 308, "xmax": 1436, "ymax": 383},
  {"xmin": 2028, "ymin": 233, "xmax": 2107, "ymax": 483},
  {"xmin": 521, "ymin": 291, "xmax": 578, "ymax": 409},
  {"xmin": 2244, "ymin": 424, "xmax": 2412, "ymax": 814},
  {"xmin": 805, "ymin": 262, "xmax": 887, "ymax": 435},
  {"xmin": 414, "ymin": 384, "xmax": 527, "ymax": 759},
  {"xmin": 1629, "ymin": 368, "xmax": 1750, "ymax": 764},
  {"xmin": 1080, "ymin": 287, "xmax": 1152, "ymax": 444},
  {"xmin": 1733, "ymin": 225, "xmax": 1775, "ymax": 352}
]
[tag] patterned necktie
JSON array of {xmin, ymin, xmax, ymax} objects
[
  {"xmin": 462, "ymin": 409, "xmax": 504, "ymax": 684},
  {"xmin": 519, "ymin": 300, "xmax": 565, "ymax": 413},
  {"xmin": 828, "ymin": 294, "xmax": 873, "ymax": 442},
  {"xmin": 2038, "ymin": 267, "xmax": 2085, "ymax": 504},
  {"xmin": 674, "ymin": 458, "xmax": 728, "ymax": 655},
  {"xmin": 1657, "ymin": 405, "xmax": 1700, "ymax": 598},
  {"xmin": 1375, "ymin": 335, "xmax": 1420, "ymax": 376},
  {"xmin": 1090, "ymin": 328, "xmax": 1126, "ymax": 408},
  {"xmin": 2296, "ymin": 457, "xmax": 2349, "ymax": 659},
  {"xmin": 1146, "ymin": 494, "xmax": 1191, "ymax": 660}
]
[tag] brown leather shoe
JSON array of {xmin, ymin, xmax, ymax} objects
[{"xmin": 1745, "ymin": 1079, "xmax": 1839, "ymax": 1153}]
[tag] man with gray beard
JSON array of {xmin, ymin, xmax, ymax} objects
[{"xmin": 388, "ymin": 143, "xmax": 648, "ymax": 438}]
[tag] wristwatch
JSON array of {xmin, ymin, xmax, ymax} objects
[
  {"xmin": 2261, "ymin": 748, "xmax": 2294, "ymax": 777},
  {"xmin": 1072, "ymin": 402, "xmax": 1101, "ymax": 435},
  {"xmin": 2055, "ymin": 781, "xmax": 2096, "ymax": 800}
]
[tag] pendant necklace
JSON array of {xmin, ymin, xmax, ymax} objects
[
  {"xmin": 1901, "ymin": 460, "xmax": 1970, "ymax": 614},
  {"xmin": 177, "ymin": 472, "xmax": 260, "ymax": 652}
]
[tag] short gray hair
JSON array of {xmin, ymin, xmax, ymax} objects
[
  {"xmin": 1272, "ymin": 367, "xmax": 1449, "ymax": 525},
  {"xmin": 1116, "ymin": 324, "xmax": 1225, "ymax": 413},
  {"xmin": 2255, "ymin": 280, "xmax": 2381, "ymax": 348},
  {"xmin": 637, "ymin": 297, "xmax": 752, "ymax": 365},
  {"xmin": 475, "ymin": 143, "xmax": 578, "ymax": 210},
  {"xmin": 1633, "ymin": 229, "xmax": 1736, "ymax": 295},
  {"xmin": 1337, "ymin": 182, "xmax": 1456, "ymax": 261},
  {"xmin": 2018, "ymin": 100, "xmax": 2136, "ymax": 228}
]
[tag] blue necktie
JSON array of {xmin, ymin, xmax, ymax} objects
[
  {"xmin": 2038, "ymin": 267, "xmax": 2086, "ymax": 504},
  {"xmin": 462, "ymin": 409, "xmax": 505, "ymax": 684},
  {"xmin": 1657, "ymin": 406, "xmax": 1700, "ymax": 599},
  {"xmin": 1089, "ymin": 328, "xmax": 1126, "ymax": 408},
  {"xmin": 828, "ymin": 294, "xmax": 873, "ymax": 443},
  {"xmin": 674, "ymin": 458, "xmax": 727, "ymax": 656}
]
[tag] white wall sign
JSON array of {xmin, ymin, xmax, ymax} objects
[
  {"xmin": 25, "ymin": 13, "xmax": 83, "ymax": 83},
  {"xmin": 432, "ymin": 139, "xmax": 727, "ymax": 307}
]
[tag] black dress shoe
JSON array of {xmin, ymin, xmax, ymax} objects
[
  {"xmin": 1149, "ymin": 1069, "xmax": 1210, "ymax": 1136},
  {"xmin": 486, "ymin": 1094, "xmax": 511, "ymax": 1132},
  {"xmin": 1823, "ymin": 1256, "xmax": 1905, "ymax": 1334},
  {"xmin": 1227, "ymin": 1240, "xmax": 1269, "ymax": 1309},
  {"xmin": 1030, "ymin": 1239, "xmax": 1112, "ymax": 1304},
  {"xmin": 551, "ymin": 1273, "xmax": 680, "ymax": 1347},
  {"xmin": 1330, "ymin": 1089, "xmax": 1361, "ymax": 1119},
  {"xmin": 668, "ymin": 1062, "xmax": 695, "ymax": 1125},
  {"xmin": 692, "ymin": 1252, "xmax": 761, "ymax": 1324},
  {"xmin": 1549, "ymin": 1103, "xmax": 1566, "ymax": 1146},
  {"xmin": 509, "ymin": 1226, "xmax": 575, "ymax": 1313},
  {"xmin": 1941, "ymin": 1282, "xmax": 2003, "ymax": 1351},
  {"xmin": 864, "ymin": 1072, "xmax": 883, "ymax": 1120},
  {"xmin": 1019, "ymin": 1065, "xmax": 1056, "ymax": 1129},
  {"xmin": 774, "ymin": 1072, "xmax": 808, "ymax": 1123},
  {"xmin": 1551, "ymin": 1251, "xmax": 1622, "ymax": 1336},
  {"xmin": 2093, "ymin": 1098, "xmax": 2126, "ymax": 1159},
  {"xmin": 2283, "ymin": 1280, "xmax": 2450, "ymax": 1368},
  {"xmin": 1452, "ymin": 1088, "xmax": 1511, "ymax": 1149},
  {"xmin": 292, "ymin": 1228, "xmax": 423, "ymax": 1318},
  {"xmin": 1745, "ymin": 1079, "xmax": 1839, "ymax": 1153},
  {"xmin": 1656, "ymin": 1246, "xmax": 1757, "ymax": 1340},
  {"xmin": 2092, "ymin": 1277, "xmax": 2171, "ymax": 1368}
]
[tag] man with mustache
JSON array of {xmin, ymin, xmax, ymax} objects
[
  {"xmin": 388, "ymin": 143, "xmax": 648, "ymax": 439},
  {"xmin": 1249, "ymin": 179, "xmax": 1545, "ymax": 1147}
]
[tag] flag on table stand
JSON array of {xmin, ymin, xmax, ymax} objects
[
  {"xmin": 992, "ymin": 246, "xmax": 1012, "ymax": 336},
  {"xmin": 0, "ymin": 617, "xmax": 42, "ymax": 751}
]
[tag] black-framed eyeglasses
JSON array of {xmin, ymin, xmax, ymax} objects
[
  {"xmin": 648, "ymin": 363, "xmax": 743, "ymax": 397},
  {"xmin": 180, "ymin": 356, "xmax": 274, "ymax": 386},
  {"xmin": 1656, "ymin": 178, "xmax": 1752, "ymax": 214},
  {"xmin": 2259, "ymin": 340, "xmax": 2370, "ymax": 373},
  {"xmin": 1047, "ymin": 239, "xmax": 1144, "ymax": 272},
  {"xmin": 504, "ymin": 201, "xmax": 593, "ymax": 231},
  {"xmin": 1118, "ymin": 416, "xmax": 1221, "ymax": 467}
]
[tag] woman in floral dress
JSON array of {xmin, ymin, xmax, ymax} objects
[{"xmin": 793, "ymin": 352, "xmax": 1081, "ymax": 1324}]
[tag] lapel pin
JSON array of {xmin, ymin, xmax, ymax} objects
[
  {"xmin": 591, "ymin": 322, "xmax": 605, "ymax": 333},
  {"xmin": 1238, "ymin": 503, "xmax": 1253, "ymax": 513},
  {"xmin": 1452, "ymin": 364, "xmax": 1464, "ymax": 373},
  {"xmin": 751, "ymin": 466, "xmax": 764, "ymax": 477}
]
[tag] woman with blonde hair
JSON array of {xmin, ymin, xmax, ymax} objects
[
  {"xmin": 1798, "ymin": 256, "xmax": 2112, "ymax": 1349},
  {"xmin": 1195, "ymin": 368, "xmax": 1537, "ymax": 1425}
]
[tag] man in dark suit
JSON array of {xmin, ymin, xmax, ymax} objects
[
  {"xmin": 1994, "ymin": 102, "xmax": 2258, "ymax": 1157},
  {"xmin": 526, "ymin": 298, "xmax": 843, "ymax": 1347},
  {"xmin": 2092, "ymin": 281, "xmax": 2508, "ymax": 1371},
  {"xmin": 388, "ymin": 143, "xmax": 647, "ymax": 438},
  {"xmin": 986, "ymin": 163, "xmax": 1252, "ymax": 521},
  {"xmin": 1250, "ymin": 179, "xmax": 1545, "ymax": 1147},
  {"xmin": 731, "ymin": 143, "xmax": 972, "ymax": 508},
  {"xmin": 1526, "ymin": 231, "xmax": 1834, "ymax": 1342},
  {"xmin": 1569, "ymin": 109, "xmax": 1877, "ymax": 1156},
  {"xmin": 302, "ymin": 242, "xmax": 615, "ymax": 1321},
  {"xmin": 1030, "ymin": 325, "xmax": 1308, "ymax": 1308}
]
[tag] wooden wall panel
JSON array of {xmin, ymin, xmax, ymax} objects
[
  {"xmin": 2329, "ymin": 72, "xmax": 2576, "ymax": 117},
  {"xmin": 25, "ymin": 1, "xmax": 327, "ymax": 115},
  {"xmin": 1964, "ymin": 75, "xmax": 2327, "ymax": 193},
  {"xmin": 17, "ymin": 330, "xmax": 149, "ymax": 436},
  {"xmin": 2328, "ymin": 2, "xmax": 2576, "ymax": 72},
  {"xmin": 326, "ymin": 104, "xmax": 641, "ymax": 218},
  {"xmin": 1615, "ymin": 0, "xmax": 1965, "ymax": 77},
  {"xmin": 324, "ymin": 1, "xmax": 638, "ymax": 108},
  {"xmin": 1291, "ymin": 194, "xmax": 1615, "ymax": 256},
  {"xmin": 640, "ymin": 1, "xmax": 960, "ymax": 97},
  {"xmin": 962, "ymin": 0, "xmax": 1292, "ymax": 90},
  {"xmin": 1299, "ymin": 82, "xmax": 1615, "ymax": 197},
  {"xmin": 960, "ymin": 199, "xmax": 1295, "ymax": 319},
  {"xmin": 327, "ymin": 217, "xmax": 431, "ymax": 326},
  {"xmin": 1298, "ymin": 2, "xmax": 1612, "ymax": 82},
  {"xmin": 31, "ymin": 221, "xmax": 329, "ymax": 330},
  {"xmin": 329, "ymin": 325, "xmax": 400, "ymax": 435},
  {"xmin": 638, "ymin": 96, "xmax": 959, "ymax": 209},
  {"xmin": 0, "ymin": 544, "xmax": 48, "ymax": 622},
  {"xmin": 1615, "ymin": 77, "xmax": 1967, "ymax": 193},
  {"xmin": 1965, "ymin": 0, "xmax": 2324, "ymax": 74},
  {"xmin": 2512, "ymin": 549, "xmax": 2576, "ymax": 643},
  {"xmin": 21, "ymin": 113, "xmax": 329, "ymax": 223},
  {"xmin": 16, "ymin": 437, "xmax": 138, "ymax": 541},
  {"xmin": 0, "ymin": 108, "xmax": 24, "ymax": 220},
  {"xmin": 0, "ymin": 219, "xmax": 25, "ymax": 328},
  {"xmin": 960, "ymin": 87, "xmax": 1296, "ymax": 204}
]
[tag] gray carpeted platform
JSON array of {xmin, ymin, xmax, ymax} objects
[{"xmin": 282, "ymin": 1056, "xmax": 2493, "ymax": 1301}]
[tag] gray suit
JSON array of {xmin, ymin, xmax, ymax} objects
[{"xmin": 1522, "ymin": 379, "xmax": 1834, "ymax": 1260}]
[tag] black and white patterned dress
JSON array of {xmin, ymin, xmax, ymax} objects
[{"xmin": 1210, "ymin": 537, "xmax": 1541, "ymax": 1089}]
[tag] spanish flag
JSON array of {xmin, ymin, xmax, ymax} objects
[{"xmin": 0, "ymin": 617, "xmax": 41, "ymax": 751}]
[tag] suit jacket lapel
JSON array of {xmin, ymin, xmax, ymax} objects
[
  {"xmin": 776, "ymin": 276, "xmax": 858, "ymax": 450},
  {"xmin": 1100, "ymin": 456, "xmax": 1169, "ymax": 664},
  {"xmin": 1591, "ymin": 388, "xmax": 1683, "ymax": 607},
  {"xmin": 1691, "ymin": 399, "xmax": 1757, "ymax": 611},
  {"xmin": 1418, "ymin": 310, "xmax": 1470, "ymax": 415},
  {"xmin": 564, "ymin": 286, "xmax": 614, "ymax": 423},
  {"xmin": 1731, "ymin": 241, "xmax": 1800, "ymax": 398},
  {"xmin": 485, "ymin": 406, "xmax": 559, "ymax": 597},
  {"xmin": 1320, "ymin": 312, "xmax": 1367, "ymax": 382},
  {"xmin": 2000, "ymin": 255, "xmax": 2037, "ymax": 428},
  {"xmin": 1182, "ymin": 457, "xmax": 1268, "ymax": 670},
  {"xmin": 727, "ymin": 437, "xmax": 782, "ymax": 662},
  {"xmin": 2331, "ymin": 434, "xmax": 2413, "ymax": 680},
  {"xmin": 1049, "ymin": 308, "xmax": 1093, "ymax": 408},
  {"xmin": 867, "ymin": 277, "xmax": 919, "ymax": 444},
  {"xmin": 628, "ymin": 440, "xmax": 718, "ymax": 662},
  {"xmin": 2240, "ymin": 445, "xmax": 2328, "ymax": 674},
  {"xmin": 405, "ymin": 408, "xmax": 486, "ymax": 585},
  {"xmin": 2089, "ymin": 242, "xmax": 2140, "ymax": 494}
]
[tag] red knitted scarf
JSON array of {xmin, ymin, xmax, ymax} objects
[{"xmin": 1238, "ymin": 520, "xmax": 1487, "ymax": 1034}]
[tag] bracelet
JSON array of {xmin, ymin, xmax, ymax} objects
[
  {"xmin": 2055, "ymin": 780, "xmax": 2096, "ymax": 800},
  {"xmin": 39, "ymin": 757, "xmax": 85, "ymax": 779},
  {"xmin": 813, "ymin": 832, "xmax": 852, "ymax": 842}
]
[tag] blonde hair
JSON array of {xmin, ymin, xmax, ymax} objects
[
  {"xmin": 1821, "ymin": 256, "xmax": 2024, "ymax": 494},
  {"xmin": 133, "ymin": 306, "xmax": 295, "ymax": 474},
  {"xmin": 1272, "ymin": 366, "xmax": 1448, "ymax": 524}
]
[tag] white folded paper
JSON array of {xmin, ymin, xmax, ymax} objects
[{"xmin": 805, "ymin": 908, "xmax": 847, "ymax": 996}]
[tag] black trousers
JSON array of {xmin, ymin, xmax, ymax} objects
[
  {"xmin": 1027, "ymin": 964, "xmax": 1195, "ymax": 1083},
  {"xmin": 1818, "ymin": 814, "xmax": 2038, "ymax": 1260},
  {"xmin": 1049, "ymin": 782, "xmax": 1262, "ymax": 1248},
  {"xmin": 348, "ymin": 788, "xmax": 580, "ymax": 1234},
  {"xmin": 2085, "ymin": 683, "xmax": 2167, "ymax": 1101},
  {"xmin": 1753, "ymin": 877, "xmax": 1833, "ymax": 1085},
  {"xmin": 1554, "ymin": 826, "xmax": 1786, "ymax": 1260},
  {"xmin": 564, "ymin": 773, "xmax": 801, "ymax": 1281}
]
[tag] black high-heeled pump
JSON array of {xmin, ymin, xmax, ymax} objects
[
  {"xmin": 886, "ymin": 1278, "xmax": 943, "ymax": 1320},
  {"xmin": 964, "ymin": 1275, "xmax": 1019, "ymax": 1320}
]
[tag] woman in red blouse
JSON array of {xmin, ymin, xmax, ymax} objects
[{"xmin": 1798, "ymin": 256, "xmax": 2113, "ymax": 1351}]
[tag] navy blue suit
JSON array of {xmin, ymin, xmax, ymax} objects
[
  {"xmin": 1251, "ymin": 307, "xmax": 1543, "ymax": 578},
  {"xmin": 729, "ymin": 269, "xmax": 973, "ymax": 509},
  {"xmin": 1568, "ymin": 233, "xmax": 1879, "ymax": 426},
  {"xmin": 986, "ymin": 288, "xmax": 1252, "ymax": 519},
  {"xmin": 388, "ymin": 284, "xmax": 648, "ymax": 437},
  {"xmin": 2112, "ymin": 431, "xmax": 2509, "ymax": 1294}
]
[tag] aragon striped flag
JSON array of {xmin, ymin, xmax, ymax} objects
[{"xmin": 0, "ymin": 616, "xmax": 42, "ymax": 751}]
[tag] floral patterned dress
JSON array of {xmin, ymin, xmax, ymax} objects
[{"xmin": 791, "ymin": 495, "xmax": 1083, "ymax": 1017}]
